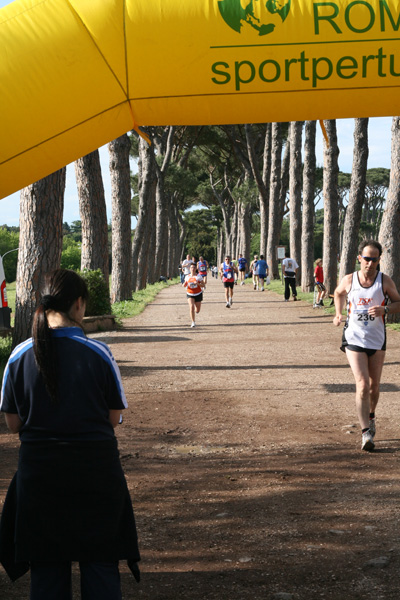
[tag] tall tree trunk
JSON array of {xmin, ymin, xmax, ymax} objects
[
  {"xmin": 108, "ymin": 134, "xmax": 132, "ymax": 302},
  {"xmin": 239, "ymin": 201, "xmax": 251, "ymax": 262},
  {"xmin": 379, "ymin": 116, "xmax": 400, "ymax": 322},
  {"xmin": 14, "ymin": 169, "xmax": 66, "ymax": 346},
  {"xmin": 177, "ymin": 209, "xmax": 186, "ymax": 263},
  {"xmin": 132, "ymin": 137, "xmax": 157, "ymax": 290},
  {"xmin": 289, "ymin": 121, "xmax": 303, "ymax": 284},
  {"xmin": 230, "ymin": 202, "xmax": 238, "ymax": 257},
  {"xmin": 145, "ymin": 214, "xmax": 157, "ymax": 287},
  {"xmin": 278, "ymin": 139, "xmax": 291, "ymax": 228},
  {"xmin": 153, "ymin": 177, "xmax": 168, "ymax": 279},
  {"xmin": 322, "ymin": 120, "xmax": 340, "ymax": 295},
  {"xmin": 267, "ymin": 123, "xmax": 283, "ymax": 279},
  {"xmin": 171, "ymin": 200, "xmax": 181, "ymax": 278},
  {"xmin": 75, "ymin": 151, "xmax": 109, "ymax": 287},
  {"xmin": 260, "ymin": 124, "xmax": 271, "ymax": 256},
  {"xmin": 218, "ymin": 229, "xmax": 225, "ymax": 266},
  {"xmin": 339, "ymin": 118, "xmax": 369, "ymax": 280},
  {"xmin": 167, "ymin": 196, "xmax": 178, "ymax": 278},
  {"xmin": 301, "ymin": 121, "xmax": 317, "ymax": 292},
  {"xmin": 245, "ymin": 124, "xmax": 270, "ymax": 256},
  {"xmin": 153, "ymin": 127, "xmax": 175, "ymax": 280}
]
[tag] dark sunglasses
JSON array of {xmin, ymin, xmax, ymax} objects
[{"xmin": 361, "ymin": 256, "xmax": 379, "ymax": 263}]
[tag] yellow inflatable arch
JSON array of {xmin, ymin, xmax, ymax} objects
[{"xmin": 1, "ymin": 0, "xmax": 400, "ymax": 198}]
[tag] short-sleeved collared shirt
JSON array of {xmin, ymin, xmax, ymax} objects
[{"xmin": 0, "ymin": 327, "xmax": 127, "ymax": 442}]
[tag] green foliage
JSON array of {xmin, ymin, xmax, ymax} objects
[
  {"xmin": 112, "ymin": 279, "xmax": 178, "ymax": 320},
  {"xmin": 0, "ymin": 335, "xmax": 12, "ymax": 377},
  {"xmin": 61, "ymin": 238, "xmax": 81, "ymax": 271},
  {"xmin": 164, "ymin": 162, "xmax": 200, "ymax": 204},
  {"xmin": 250, "ymin": 232, "xmax": 260, "ymax": 256},
  {"xmin": 366, "ymin": 167, "xmax": 390, "ymax": 187},
  {"xmin": 231, "ymin": 179, "xmax": 258, "ymax": 207},
  {"xmin": 0, "ymin": 227, "xmax": 19, "ymax": 282},
  {"xmin": 69, "ymin": 220, "xmax": 83, "ymax": 242},
  {"xmin": 131, "ymin": 194, "xmax": 139, "ymax": 218},
  {"xmin": 183, "ymin": 208, "xmax": 219, "ymax": 263},
  {"xmin": 79, "ymin": 269, "xmax": 111, "ymax": 316}
]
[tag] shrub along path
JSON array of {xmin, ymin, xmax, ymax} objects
[{"xmin": 2, "ymin": 275, "xmax": 400, "ymax": 599}]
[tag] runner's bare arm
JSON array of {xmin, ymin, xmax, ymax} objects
[
  {"xmin": 333, "ymin": 274, "xmax": 352, "ymax": 326},
  {"xmin": 368, "ymin": 274, "xmax": 400, "ymax": 317}
]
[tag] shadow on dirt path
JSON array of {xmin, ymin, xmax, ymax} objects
[{"xmin": 2, "ymin": 277, "xmax": 400, "ymax": 599}]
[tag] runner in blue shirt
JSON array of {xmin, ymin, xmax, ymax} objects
[
  {"xmin": 237, "ymin": 254, "xmax": 247, "ymax": 286},
  {"xmin": 256, "ymin": 255, "xmax": 269, "ymax": 292}
]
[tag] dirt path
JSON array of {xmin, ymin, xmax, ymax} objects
[{"xmin": 2, "ymin": 276, "xmax": 400, "ymax": 599}]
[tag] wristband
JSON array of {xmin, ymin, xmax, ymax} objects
[{"xmin": 385, "ymin": 305, "xmax": 389, "ymax": 315}]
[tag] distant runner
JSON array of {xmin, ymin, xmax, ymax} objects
[
  {"xmin": 197, "ymin": 256, "xmax": 209, "ymax": 290},
  {"xmin": 181, "ymin": 254, "xmax": 194, "ymax": 279},
  {"xmin": 183, "ymin": 263, "xmax": 205, "ymax": 328},
  {"xmin": 256, "ymin": 255, "xmax": 269, "ymax": 292},
  {"xmin": 238, "ymin": 254, "xmax": 247, "ymax": 286},
  {"xmin": 250, "ymin": 255, "xmax": 259, "ymax": 290},
  {"xmin": 333, "ymin": 239, "xmax": 400, "ymax": 451},
  {"xmin": 219, "ymin": 255, "xmax": 238, "ymax": 308},
  {"xmin": 314, "ymin": 258, "xmax": 327, "ymax": 307}
]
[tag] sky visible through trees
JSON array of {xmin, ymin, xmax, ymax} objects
[
  {"xmin": 0, "ymin": 0, "xmax": 395, "ymax": 225},
  {"xmin": 0, "ymin": 117, "xmax": 394, "ymax": 228}
]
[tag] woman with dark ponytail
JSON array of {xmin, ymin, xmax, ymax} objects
[{"xmin": 0, "ymin": 269, "xmax": 140, "ymax": 600}]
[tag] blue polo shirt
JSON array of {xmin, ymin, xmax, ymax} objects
[
  {"xmin": 0, "ymin": 327, "xmax": 127, "ymax": 442},
  {"xmin": 256, "ymin": 259, "xmax": 268, "ymax": 276}
]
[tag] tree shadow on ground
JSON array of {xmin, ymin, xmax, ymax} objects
[{"xmin": 115, "ymin": 437, "xmax": 400, "ymax": 600}]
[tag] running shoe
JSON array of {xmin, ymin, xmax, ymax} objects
[
  {"xmin": 191, "ymin": 322, "xmax": 196, "ymax": 328},
  {"xmin": 226, "ymin": 302, "xmax": 230, "ymax": 308},
  {"xmin": 229, "ymin": 298, "xmax": 233, "ymax": 306},
  {"xmin": 369, "ymin": 418, "xmax": 376, "ymax": 439},
  {"xmin": 253, "ymin": 284, "xmax": 256, "ymax": 290},
  {"xmin": 361, "ymin": 430, "xmax": 375, "ymax": 452},
  {"xmin": 261, "ymin": 287, "xmax": 264, "ymax": 292},
  {"xmin": 293, "ymin": 296, "xmax": 297, "ymax": 301}
]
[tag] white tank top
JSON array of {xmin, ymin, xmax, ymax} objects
[{"xmin": 343, "ymin": 271, "xmax": 386, "ymax": 350}]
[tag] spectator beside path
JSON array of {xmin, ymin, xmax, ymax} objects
[
  {"xmin": 282, "ymin": 252, "xmax": 299, "ymax": 302},
  {"xmin": 0, "ymin": 269, "xmax": 140, "ymax": 599}
]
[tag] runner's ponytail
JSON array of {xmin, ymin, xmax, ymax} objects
[{"xmin": 32, "ymin": 269, "xmax": 89, "ymax": 401}]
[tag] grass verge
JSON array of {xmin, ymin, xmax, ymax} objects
[
  {"xmin": 245, "ymin": 275, "xmax": 400, "ymax": 331},
  {"xmin": 112, "ymin": 278, "xmax": 179, "ymax": 322}
]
